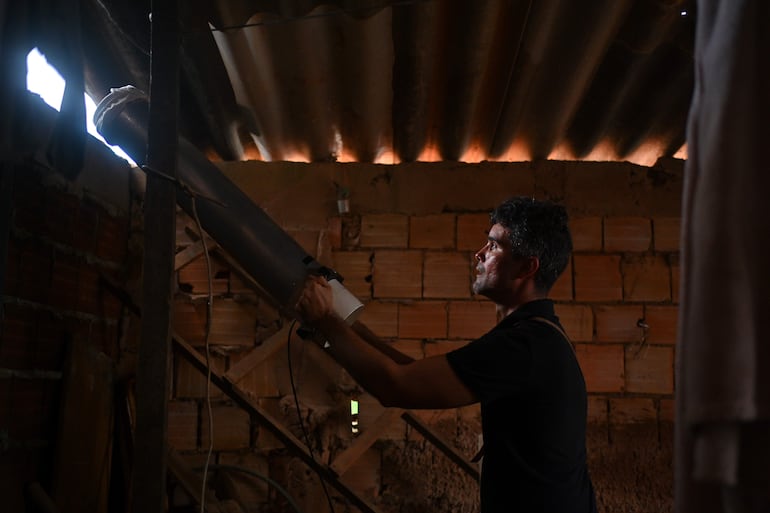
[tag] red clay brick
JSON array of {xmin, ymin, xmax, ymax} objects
[
  {"xmin": 173, "ymin": 301, "xmax": 206, "ymax": 345},
  {"xmin": 177, "ymin": 256, "xmax": 229, "ymax": 296},
  {"xmin": 575, "ymin": 344, "xmax": 624, "ymax": 393},
  {"xmin": 573, "ymin": 255, "xmax": 622, "ymax": 302},
  {"xmin": 175, "ymin": 353, "xmax": 225, "ymax": 399},
  {"xmin": 624, "ymin": 345, "xmax": 674, "ymax": 394},
  {"xmin": 570, "ymin": 217, "xmax": 603, "ymax": 252},
  {"xmin": 48, "ymin": 252, "xmax": 81, "ymax": 309},
  {"xmin": 167, "ymin": 400, "xmax": 199, "ymax": 451},
  {"xmin": 604, "ymin": 217, "xmax": 651, "ymax": 252},
  {"xmin": 72, "ymin": 202, "xmax": 99, "ymax": 253},
  {"xmin": 554, "ymin": 304, "xmax": 593, "ymax": 342},
  {"xmin": 357, "ymin": 300, "xmax": 398, "ymax": 338},
  {"xmin": 549, "ymin": 257, "xmax": 573, "ymax": 300},
  {"xmin": 0, "ymin": 304, "xmax": 37, "ymax": 368},
  {"xmin": 622, "ymin": 255, "xmax": 671, "ymax": 302},
  {"xmin": 201, "ymin": 403, "xmax": 251, "ymax": 451},
  {"xmin": 595, "ymin": 305, "xmax": 644, "ymax": 343},
  {"xmin": 16, "ymin": 240, "xmax": 51, "ymax": 304},
  {"xmin": 659, "ymin": 398, "xmax": 675, "ymax": 422},
  {"xmin": 360, "ymin": 214, "xmax": 409, "ymax": 248},
  {"xmin": 373, "ymin": 250, "xmax": 422, "ymax": 298},
  {"xmin": 423, "ymin": 252, "xmax": 472, "ymax": 299},
  {"xmin": 43, "ymin": 190, "xmax": 79, "ymax": 248},
  {"xmin": 208, "ymin": 300, "xmax": 260, "ymax": 346},
  {"xmin": 398, "ymin": 301, "xmax": 447, "ymax": 339},
  {"xmin": 75, "ymin": 265, "xmax": 102, "ymax": 316},
  {"xmin": 95, "ymin": 213, "xmax": 128, "ymax": 263},
  {"xmin": 653, "ymin": 217, "xmax": 681, "ymax": 252},
  {"xmin": 12, "ymin": 174, "xmax": 46, "ymax": 234},
  {"xmin": 409, "ymin": 214, "xmax": 455, "ymax": 249},
  {"xmin": 326, "ymin": 216, "xmax": 343, "ymax": 250},
  {"xmin": 587, "ymin": 396, "xmax": 608, "ymax": 425},
  {"xmin": 332, "ymin": 250, "xmax": 373, "ymax": 300},
  {"xmin": 609, "ymin": 397, "xmax": 656, "ymax": 424},
  {"xmin": 448, "ymin": 300, "xmax": 497, "ymax": 339},
  {"xmin": 644, "ymin": 305, "xmax": 679, "ymax": 344},
  {"xmin": 670, "ymin": 255, "xmax": 680, "ymax": 303},
  {"xmin": 456, "ymin": 213, "xmax": 490, "ymax": 251}
]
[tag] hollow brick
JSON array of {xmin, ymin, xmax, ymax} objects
[
  {"xmin": 595, "ymin": 305, "xmax": 645, "ymax": 342},
  {"xmin": 570, "ymin": 217, "xmax": 603, "ymax": 252},
  {"xmin": 622, "ymin": 255, "xmax": 671, "ymax": 302},
  {"xmin": 554, "ymin": 304, "xmax": 593, "ymax": 342},
  {"xmin": 573, "ymin": 255, "xmax": 622, "ymax": 302},
  {"xmin": 575, "ymin": 344, "xmax": 624, "ymax": 393},
  {"xmin": 644, "ymin": 305, "xmax": 679, "ymax": 344},
  {"xmin": 456, "ymin": 213, "xmax": 490, "ymax": 251},
  {"xmin": 357, "ymin": 300, "xmax": 399, "ymax": 338},
  {"xmin": 398, "ymin": 301, "xmax": 447, "ymax": 339},
  {"xmin": 624, "ymin": 345, "xmax": 674, "ymax": 394},
  {"xmin": 373, "ymin": 250, "xmax": 422, "ymax": 298},
  {"xmin": 604, "ymin": 217, "xmax": 651, "ymax": 252},
  {"xmin": 423, "ymin": 252, "xmax": 472, "ymax": 299},
  {"xmin": 332, "ymin": 250, "xmax": 372, "ymax": 300},
  {"xmin": 360, "ymin": 214, "xmax": 409, "ymax": 248},
  {"xmin": 410, "ymin": 214, "xmax": 455, "ymax": 249},
  {"xmin": 653, "ymin": 217, "xmax": 681, "ymax": 252}
]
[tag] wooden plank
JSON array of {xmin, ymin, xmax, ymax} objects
[
  {"xmin": 331, "ymin": 408, "xmax": 405, "ymax": 476},
  {"xmin": 173, "ymin": 333, "xmax": 382, "ymax": 513},
  {"xmin": 402, "ymin": 411, "xmax": 480, "ymax": 482},
  {"xmin": 174, "ymin": 235, "xmax": 217, "ymax": 271},
  {"xmin": 224, "ymin": 324, "xmax": 292, "ymax": 384},
  {"xmin": 52, "ymin": 340, "xmax": 114, "ymax": 513},
  {"xmin": 132, "ymin": 1, "xmax": 179, "ymax": 511}
]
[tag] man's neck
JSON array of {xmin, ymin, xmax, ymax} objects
[{"xmin": 496, "ymin": 291, "xmax": 547, "ymax": 319}]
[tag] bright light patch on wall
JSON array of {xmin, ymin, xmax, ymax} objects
[
  {"xmin": 26, "ymin": 48, "xmax": 136, "ymax": 166},
  {"xmin": 350, "ymin": 399, "xmax": 359, "ymax": 435}
]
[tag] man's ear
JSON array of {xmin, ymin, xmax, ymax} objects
[{"xmin": 519, "ymin": 256, "xmax": 540, "ymax": 280}]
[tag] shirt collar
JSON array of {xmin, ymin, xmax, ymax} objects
[{"xmin": 498, "ymin": 298, "xmax": 555, "ymax": 327}]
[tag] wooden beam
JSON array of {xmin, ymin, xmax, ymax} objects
[
  {"xmin": 132, "ymin": 1, "xmax": 180, "ymax": 512},
  {"xmin": 167, "ymin": 448, "xmax": 224, "ymax": 513},
  {"xmin": 331, "ymin": 408, "xmax": 405, "ymax": 476},
  {"xmin": 224, "ymin": 324, "xmax": 292, "ymax": 384},
  {"xmin": 173, "ymin": 333, "xmax": 382, "ymax": 513},
  {"xmin": 174, "ymin": 235, "xmax": 217, "ymax": 271}
]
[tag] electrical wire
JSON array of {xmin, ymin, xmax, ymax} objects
[
  {"xmin": 206, "ymin": 0, "xmax": 433, "ymax": 33},
  {"xmin": 194, "ymin": 464, "xmax": 305, "ymax": 513},
  {"xmin": 190, "ymin": 195, "xmax": 215, "ymax": 513},
  {"xmin": 287, "ymin": 320, "xmax": 336, "ymax": 513}
]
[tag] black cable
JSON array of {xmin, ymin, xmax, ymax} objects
[
  {"xmin": 193, "ymin": 464, "xmax": 304, "ymax": 513},
  {"xmin": 207, "ymin": 0, "xmax": 434, "ymax": 33},
  {"xmin": 287, "ymin": 319, "xmax": 336, "ymax": 513}
]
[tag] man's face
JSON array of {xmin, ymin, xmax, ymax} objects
[{"xmin": 472, "ymin": 223, "xmax": 516, "ymax": 299}]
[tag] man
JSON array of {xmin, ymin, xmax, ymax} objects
[{"xmin": 295, "ymin": 196, "xmax": 597, "ymax": 513}]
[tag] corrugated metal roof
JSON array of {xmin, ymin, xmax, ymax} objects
[{"xmin": 78, "ymin": 0, "xmax": 695, "ymax": 166}]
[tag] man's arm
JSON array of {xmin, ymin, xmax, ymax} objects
[
  {"xmin": 351, "ymin": 321, "xmax": 414, "ymax": 364},
  {"xmin": 296, "ymin": 276, "xmax": 477, "ymax": 409}
]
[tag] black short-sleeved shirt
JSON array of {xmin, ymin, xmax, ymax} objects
[{"xmin": 446, "ymin": 299, "xmax": 597, "ymax": 513}]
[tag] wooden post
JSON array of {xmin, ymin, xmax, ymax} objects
[{"xmin": 131, "ymin": 1, "xmax": 179, "ymax": 512}]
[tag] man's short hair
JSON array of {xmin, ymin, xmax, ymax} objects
[{"xmin": 490, "ymin": 196, "xmax": 573, "ymax": 292}]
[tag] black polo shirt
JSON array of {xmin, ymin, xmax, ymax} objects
[{"xmin": 446, "ymin": 299, "xmax": 596, "ymax": 513}]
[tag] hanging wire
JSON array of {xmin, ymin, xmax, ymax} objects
[
  {"xmin": 190, "ymin": 195, "xmax": 216, "ymax": 513},
  {"xmin": 287, "ymin": 319, "xmax": 336, "ymax": 513}
]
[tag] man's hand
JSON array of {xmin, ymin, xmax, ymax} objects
[{"xmin": 295, "ymin": 275, "xmax": 335, "ymax": 325}]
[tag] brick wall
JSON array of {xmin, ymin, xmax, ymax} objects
[
  {"xmin": 167, "ymin": 159, "xmax": 682, "ymax": 513},
  {"xmin": 1, "ymin": 161, "xmax": 133, "ymax": 512}
]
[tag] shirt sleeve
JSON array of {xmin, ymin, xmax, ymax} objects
[{"xmin": 445, "ymin": 327, "xmax": 533, "ymax": 403}]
